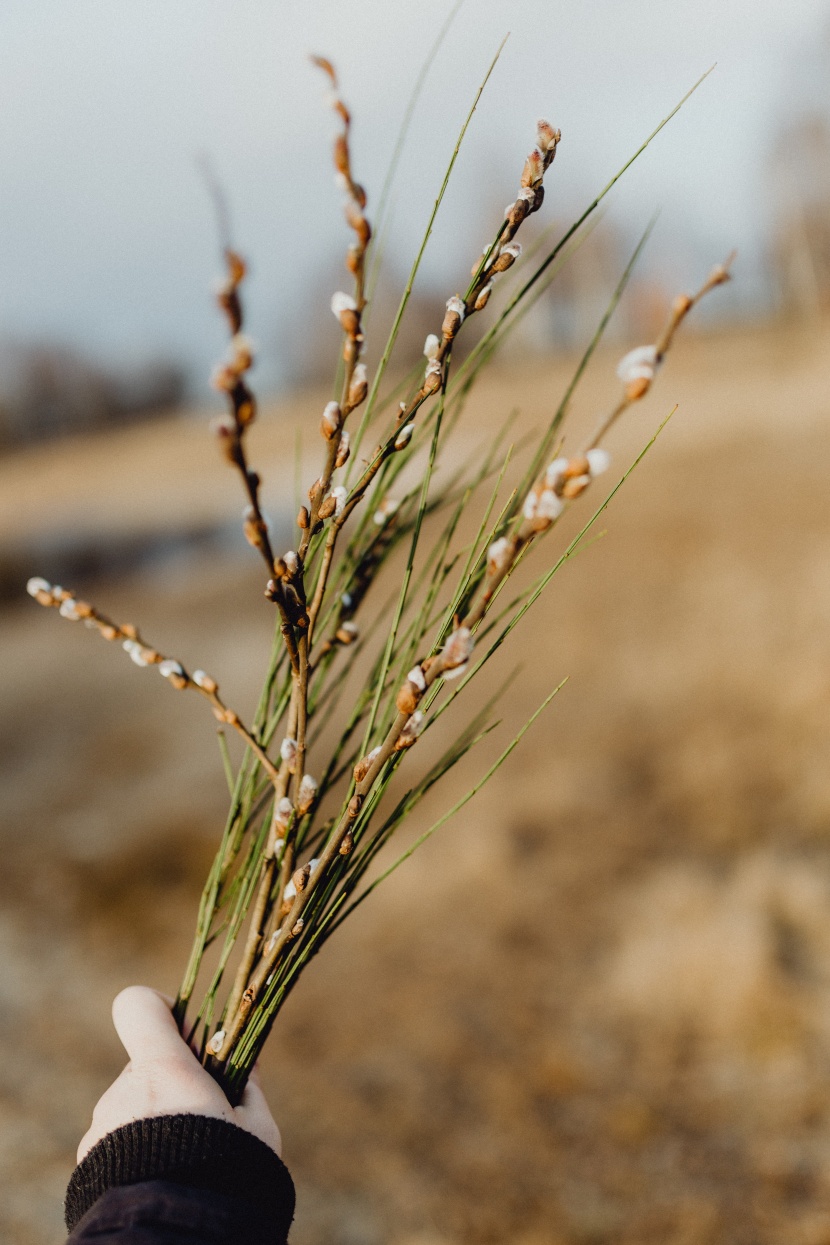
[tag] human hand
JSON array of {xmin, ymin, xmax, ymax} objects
[{"xmin": 77, "ymin": 985, "xmax": 281, "ymax": 1163}]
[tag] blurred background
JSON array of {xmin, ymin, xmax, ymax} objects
[{"xmin": 2, "ymin": 2, "xmax": 830, "ymax": 1242}]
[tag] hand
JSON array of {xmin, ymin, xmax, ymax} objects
[{"xmin": 77, "ymin": 985, "xmax": 281, "ymax": 1163}]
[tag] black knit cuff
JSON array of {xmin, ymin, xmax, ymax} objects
[{"xmin": 65, "ymin": 1114, "xmax": 295, "ymax": 1240}]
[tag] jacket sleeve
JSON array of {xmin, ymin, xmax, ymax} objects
[{"xmin": 64, "ymin": 1113, "xmax": 295, "ymax": 1244}]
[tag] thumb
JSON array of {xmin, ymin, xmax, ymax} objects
[{"xmin": 112, "ymin": 986, "xmax": 194, "ymax": 1068}]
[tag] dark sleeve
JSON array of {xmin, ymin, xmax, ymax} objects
[{"xmin": 64, "ymin": 1113, "xmax": 295, "ymax": 1244}]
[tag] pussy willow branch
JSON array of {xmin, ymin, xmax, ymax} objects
[
  {"xmin": 308, "ymin": 119, "xmax": 562, "ymax": 656},
  {"xmin": 208, "ymin": 107, "xmax": 565, "ymax": 1062},
  {"xmin": 211, "ymin": 250, "xmax": 300, "ymax": 676},
  {"xmin": 25, "ymin": 582, "xmax": 283, "ymax": 787},
  {"xmin": 463, "ymin": 256, "xmax": 734, "ymax": 629}
]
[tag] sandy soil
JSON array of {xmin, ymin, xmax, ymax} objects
[{"xmin": 1, "ymin": 317, "xmax": 830, "ymax": 1244}]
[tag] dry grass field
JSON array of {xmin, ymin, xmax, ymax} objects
[{"xmin": 1, "ymin": 316, "xmax": 830, "ymax": 1244}]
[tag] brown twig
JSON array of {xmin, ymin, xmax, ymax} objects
[{"xmin": 26, "ymin": 579, "xmax": 282, "ymax": 787}]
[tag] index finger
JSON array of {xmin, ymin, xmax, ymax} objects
[{"xmin": 112, "ymin": 986, "xmax": 197, "ymax": 1068}]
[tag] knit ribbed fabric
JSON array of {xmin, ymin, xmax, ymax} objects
[{"xmin": 64, "ymin": 1114, "xmax": 294, "ymax": 1241}]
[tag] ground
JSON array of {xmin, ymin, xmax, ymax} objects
[{"xmin": 1, "ymin": 317, "xmax": 830, "ymax": 1244}]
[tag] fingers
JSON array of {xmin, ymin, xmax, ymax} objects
[{"xmin": 112, "ymin": 986, "xmax": 195, "ymax": 1068}]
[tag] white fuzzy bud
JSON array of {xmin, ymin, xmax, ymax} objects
[
  {"xmin": 423, "ymin": 334, "xmax": 440, "ymax": 360},
  {"xmin": 523, "ymin": 492, "xmax": 539, "ymax": 521},
  {"xmin": 309, "ymin": 857, "xmax": 320, "ymax": 874},
  {"xmin": 394, "ymin": 423, "xmax": 415, "ymax": 450},
  {"xmin": 397, "ymin": 711, "xmax": 424, "ymax": 748},
  {"xmin": 617, "ymin": 344, "xmax": 658, "ymax": 385},
  {"xmin": 517, "ymin": 186, "xmax": 536, "ymax": 204},
  {"xmin": 443, "ymin": 662, "xmax": 468, "ymax": 681},
  {"xmin": 207, "ymin": 1030, "xmax": 226, "ymax": 1055},
  {"xmin": 280, "ymin": 737, "xmax": 298, "ymax": 769},
  {"xmin": 283, "ymin": 550, "xmax": 299, "ymax": 576},
  {"xmin": 158, "ymin": 659, "xmax": 185, "ymax": 679},
  {"xmin": 503, "ymin": 242, "xmax": 522, "ymax": 260},
  {"xmin": 348, "ymin": 362, "xmax": 368, "ymax": 406},
  {"xmin": 27, "ymin": 577, "xmax": 51, "ymax": 597},
  {"xmin": 536, "ymin": 118, "xmax": 560, "ymax": 154},
  {"xmin": 536, "ymin": 489, "xmax": 565, "ymax": 522},
  {"xmin": 330, "ymin": 486, "xmax": 347, "ymax": 518},
  {"xmin": 407, "ymin": 666, "xmax": 427, "ymax": 692},
  {"xmin": 586, "ymin": 448, "xmax": 611, "ymax": 477},
  {"xmin": 267, "ymin": 928, "xmax": 283, "ymax": 951},
  {"xmin": 487, "ymin": 536, "xmax": 512, "ymax": 576},
  {"xmin": 446, "ymin": 295, "xmax": 466, "ymax": 322},
  {"xmin": 335, "ymin": 429, "xmax": 351, "ymax": 468},
  {"xmin": 192, "ymin": 669, "xmax": 218, "ymax": 693},
  {"xmin": 275, "ymin": 797, "xmax": 294, "ymax": 828},
  {"xmin": 297, "ymin": 773, "xmax": 318, "ymax": 814},
  {"xmin": 441, "ymin": 626, "xmax": 473, "ymax": 671},
  {"xmin": 122, "ymin": 640, "xmax": 150, "ymax": 667},
  {"xmin": 59, "ymin": 598, "xmax": 81, "ymax": 620},
  {"xmin": 545, "ymin": 457, "xmax": 569, "ymax": 489},
  {"xmin": 474, "ymin": 282, "xmax": 494, "ymax": 311},
  {"xmin": 283, "ymin": 879, "xmax": 297, "ymax": 902},
  {"xmin": 331, "ymin": 291, "xmax": 357, "ymax": 317},
  {"xmin": 321, "ymin": 401, "xmax": 342, "ymax": 438}
]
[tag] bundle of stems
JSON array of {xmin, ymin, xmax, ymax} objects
[{"xmin": 28, "ymin": 49, "xmax": 731, "ymax": 1105}]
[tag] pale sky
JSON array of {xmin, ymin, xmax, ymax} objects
[{"xmin": 0, "ymin": 0, "xmax": 827, "ymax": 391}]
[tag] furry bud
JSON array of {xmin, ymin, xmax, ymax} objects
[
  {"xmin": 275, "ymin": 797, "xmax": 294, "ymax": 829},
  {"xmin": 353, "ymin": 745, "xmax": 382, "ymax": 784},
  {"xmin": 586, "ymin": 448, "xmax": 611, "ymax": 477},
  {"xmin": 545, "ymin": 458, "xmax": 569, "ymax": 489},
  {"xmin": 441, "ymin": 626, "xmax": 473, "ymax": 672},
  {"xmin": 423, "ymin": 333, "xmax": 441, "ymax": 360},
  {"xmin": 487, "ymin": 536, "xmax": 512, "ymax": 576},
  {"xmin": 394, "ymin": 711, "xmax": 424, "ymax": 750},
  {"xmin": 491, "ymin": 242, "xmax": 521, "ymax": 273},
  {"xmin": 423, "ymin": 358, "xmax": 443, "ymax": 395},
  {"xmin": 331, "ymin": 291, "xmax": 360, "ymax": 335},
  {"xmin": 330, "ymin": 486, "xmax": 347, "ymax": 518},
  {"xmin": 617, "ymin": 345, "xmax": 657, "ymax": 388},
  {"xmin": 442, "ymin": 295, "xmax": 466, "ymax": 340},
  {"xmin": 394, "ymin": 423, "xmax": 415, "ymax": 451},
  {"xmin": 335, "ymin": 429, "xmax": 351, "ymax": 467},
  {"xmin": 537, "ymin": 488, "xmax": 565, "ymax": 520},
  {"xmin": 192, "ymin": 670, "xmax": 217, "ymax": 693},
  {"xmin": 474, "ymin": 282, "xmax": 494, "ymax": 311},
  {"xmin": 561, "ymin": 474, "xmax": 591, "ymax": 500},
  {"xmin": 348, "ymin": 362, "xmax": 368, "ymax": 408},
  {"xmin": 158, "ymin": 659, "xmax": 185, "ymax": 679},
  {"xmin": 27, "ymin": 576, "xmax": 52, "ymax": 601},
  {"xmin": 280, "ymin": 737, "xmax": 298, "ymax": 770},
  {"xmin": 520, "ymin": 147, "xmax": 545, "ymax": 188},
  {"xmin": 536, "ymin": 119, "xmax": 560, "ymax": 155},
  {"xmin": 59, "ymin": 597, "xmax": 82, "ymax": 621},
  {"xmin": 321, "ymin": 401, "xmax": 342, "ymax": 439},
  {"xmin": 297, "ymin": 773, "xmax": 318, "ymax": 815}
]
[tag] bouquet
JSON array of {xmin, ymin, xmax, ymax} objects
[{"xmin": 27, "ymin": 46, "xmax": 730, "ymax": 1104}]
